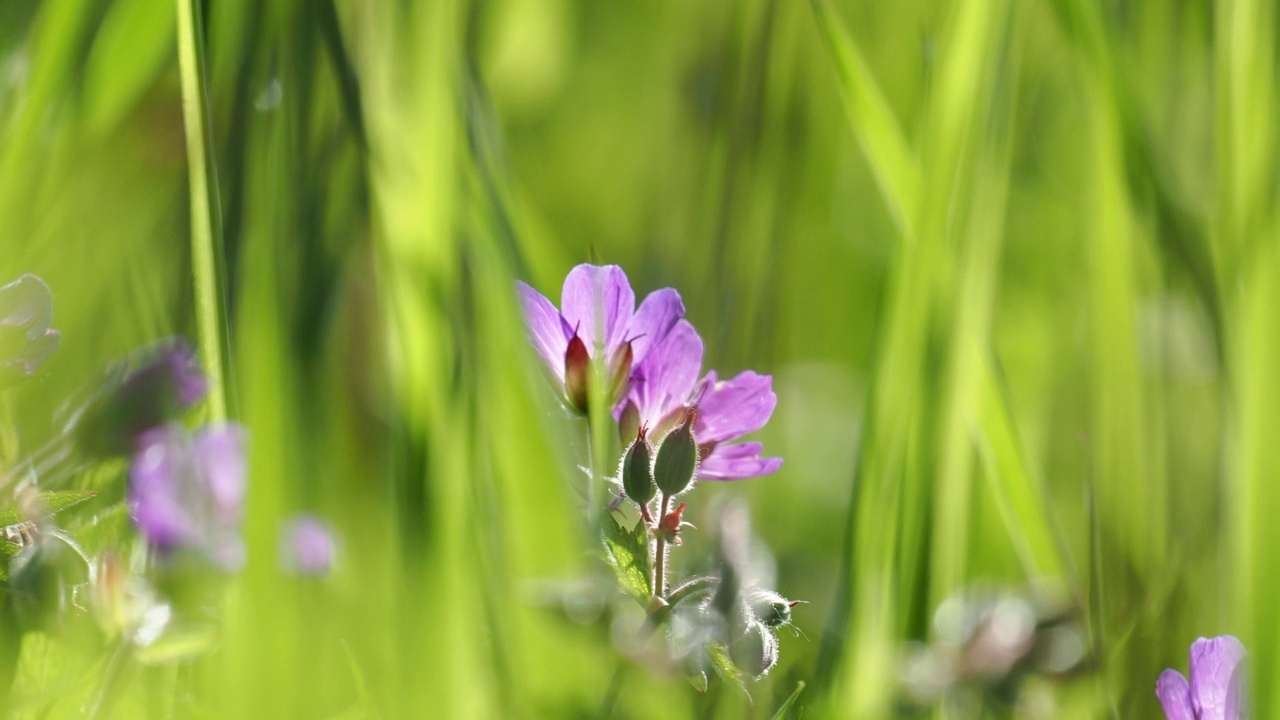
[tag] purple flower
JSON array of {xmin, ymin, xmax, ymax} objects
[
  {"xmin": 619, "ymin": 319, "xmax": 781, "ymax": 481},
  {"xmin": 0, "ymin": 274, "xmax": 61, "ymax": 379},
  {"xmin": 128, "ymin": 423, "xmax": 247, "ymax": 569},
  {"xmin": 1157, "ymin": 636, "xmax": 1247, "ymax": 720},
  {"xmin": 281, "ymin": 514, "xmax": 337, "ymax": 576},
  {"xmin": 517, "ymin": 264, "xmax": 684, "ymax": 413},
  {"xmin": 71, "ymin": 338, "xmax": 208, "ymax": 456}
]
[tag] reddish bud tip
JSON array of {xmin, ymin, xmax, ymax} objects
[{"xmin": 563, "ymin": 333, "xmax": 590, "ymax": 414}]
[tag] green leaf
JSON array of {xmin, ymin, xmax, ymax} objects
[
  {"xmin": 810, "ymin": 0, "xmax": 921, "ymax": 239},
  {"xmin": 706, "ymin": 643, "xmax": 749, "ymax": 701},
  {"xmin": 0, "ymin": 538, "xmax": 19, "ymax": 582},
  {"xmin": 601, "ymin": 516, "xmax": 651, "ymax": 600},
  {"xmin": 0, "ymin": 491, "xmax": 98, "ymax": 527}
]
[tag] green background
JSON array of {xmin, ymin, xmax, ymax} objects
[{"xmin": 0, "ymin": 0, "xmax": 1273, "ymax": 717}]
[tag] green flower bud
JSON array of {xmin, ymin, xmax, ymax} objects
[
  {"xmin": 748, "ymin": 589, "xmax": 798, "ymax": 628},
  {"xmin": 617, "ymin": 401, "xmax": 640, "ymax": 446},
  {"xmin": 621, "ymin": 428, "xmax": 656, "ymax": 505},
  {"xmin": 729, "ymin": 619, "xmax": 779, "ymax": 679},
  {"xmin": 607, "ymin": 341, "xmax": 634, "ymax": 406},
  {"xmin": 654, "ymin": 408, "xmax": 698, "ymax": 496}
]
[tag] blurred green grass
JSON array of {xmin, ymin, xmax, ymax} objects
[{"xmin": 0, "ymin": 0, "xmax": 1274, "ymax": 717}]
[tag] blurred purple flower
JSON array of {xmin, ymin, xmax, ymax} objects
[
  {"xmin": 0, "ymin": 274, "xmax": 61, "ymax": 379},
  {"xmin": 1158, "ymin": 636, "xmax": 1246, "ymax": 720},
  {"xmin": 281, "ymin": 514, "xmax": 337, "ymax": 576},
  {"xmin": 517, "ymin": 264, "xmax": 684, "ymax": 413},
  {"xmin": 71, "ymin": 338, "xmax": 208, "ymax": 455},
  {"xmin": 619, "ymin": 320, "xmax": 781, "ymax": 481},
  {"xmin": 128, "ymin": 423, "xmax": 247, "ymax": 569}
]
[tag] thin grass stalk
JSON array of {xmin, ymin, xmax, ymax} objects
[{"xmin": 175, "ymin": 0, "xmax": 230, "ymax": 422}]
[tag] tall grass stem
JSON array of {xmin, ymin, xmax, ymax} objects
[{"xmin": 175, "ymin": 0, "xmax": 229, "ymax": 422}]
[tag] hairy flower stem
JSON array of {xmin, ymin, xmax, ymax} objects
[
  {"xmin": 176, "ymin": 0, "xmax": 230, "ymax": 422},
  {"xmin": 652, "ymin": 493, "xmax": 671, "ymax": 599}
]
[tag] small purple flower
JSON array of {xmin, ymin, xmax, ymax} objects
[
  {"xmin": 1157, "ymin": 636, "xmax": 1247, "ymax": 720},
  {"xmin": 71, "ymin": 338, "xmax": 208, "ymax": 456},
  {"xmin": 281, "ymin": 514, "xmax": 337, "ymax": 576},
  {"xmin": 128, "ymin": 423, "xmax": 247, "ymax": 569},
  {"xmin": 517, "ymin": 264, "xmax": 684, "ymax": 413},
  {"xmin": 0, "ymin": 274, "xmax": 61, "ymax": 379},
  {"xmin": 619, "ymin": 320, "xmax": 781, "ymax": 481}
]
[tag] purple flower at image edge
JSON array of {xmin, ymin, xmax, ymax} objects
[
  {"xmin": 128, "ymin": 423, "xmax": 247, "ymax": 570},
  {"xmin": 281, "ymin": 514, "xmax": 337, "ymax": 576},
  {"xmin": 1157, "ymin": 635, "xmax": 1247, "ymax": 720},
  {"xmin": 0, "ymin": 274, "xmax": 60, "ymax": 377},
  {"xmin": 517, "ymin": 264, "xmax": 685, "ymax": 412},
  {"xmin": 620, "ymin": 319, "xmax": 781, "ymax": 481}
]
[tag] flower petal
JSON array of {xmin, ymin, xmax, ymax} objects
[
  {"xmin": 3, "ymin": 329, "xmax": 59, "ymax": 375},
  {"xmin": 128, "ymin": 428, "xmax": 193, "ymax": 549},
  {"xmin": 561, "ymin": 264, "xmax": 634, "ymax": 357},
  {"xmin": 1225, "ymin": 663, "xmax": 1246, "ymax": 720},
  {"xmin": 0, "ymin": 275, "xmax": 59, "ymax": 377},
  {"xmin": 698, "ymin": 442, "xmax": 783, "ymax": 480},
  {"xmin": 164, "ymin": 340, "xmax": 208, "ymax": 407},
  {"xmin": 0, "ymin": 274, "xmax": 54, "ymax": 336},
  {"xmin": 1157, "ymin": 669, "xmax": 1194, "ymax": 720},
  {"xmin": 694, "ymin": 371, "xmax": 777, "ymax": 444},
  {"xmin": 1190, "ymin": 635, "xmax": 1247, "ymax": 720},
  {"xmin": 282, "ymin": 514, "xmax": 338, "ymax": 575},
  {"xmin": 192, "ymin": 424, "xmax": 247, "ymax": 524},
  {"xmin": 629, "ymin": 320, "xmax": 703, "ymax": 430},
  {"xmin": 517, "ymin": 281, "xmax": 572, "ymax": 382},
  {"xmin": 628, "ymin": 288, "xmax": 684, "ymax": 366}
]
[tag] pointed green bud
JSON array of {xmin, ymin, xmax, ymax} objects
[
  {"xmin": 654, "ymin": 408, "xmax": 698, "ymax": 496},
  {"xmin": 607, "ymin": 341, "xmax": 634, "ymax": 406},
  {"xmin": 621, "ymin": 426, "xmax": 656, "ymax": 505},
  {"xmin": 563, "ymin": 333, "xmax": 590, "ymax": 414},
  {"xmin": 748, "ymin": 589, "xmax": 799, "ymax": 628},
  {"xmin": 618, "ymin": 401, "xmax": 640, "ymax": 446}
]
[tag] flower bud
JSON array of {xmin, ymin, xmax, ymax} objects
[
  {"xmin": 607, "ymin": 341, "xmax": 634, "ymax": 404},
  {"xmin": 281, "ymin": 514, "xmax": 338, "ymax": 576},
  {"xmin": 748, "ymin": 589, "xmax": 799, "ymax": 628},
  {"xmin": 617, "ymin": 401, "xmax": 641, "ymax": 446},
  {"xmin": 70, "ymin": 339, "xmax": 208, "ymax": 456},
  {"xmin": 563, "ymin": 333, "xmax": 590, "ymax": 414},
  {"xmin": 621, "ymin": 427, "xmax": 656, "ymax": 505},
  {"xmin": 729, "ymin": 619, "xmax": 779, "ymax": 679},
  {"xmin": 654, "ymin": 408, "xmax": 698, "ymax": 496}
]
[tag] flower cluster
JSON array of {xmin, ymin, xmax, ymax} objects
[
  {"xmin": 519, "ymin": 264, "xmax": 781, "ymax": 487},
  {"xmin": 50, "ymin": 337, "xmax": 252, "ymax": 568},
  {"xmin": 0, "ymin": 280, "xmax": 351, "ymax": 698},
  {"xmin": 519, "ymin": 264, "xmax": 786, "ymax": 682}
]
